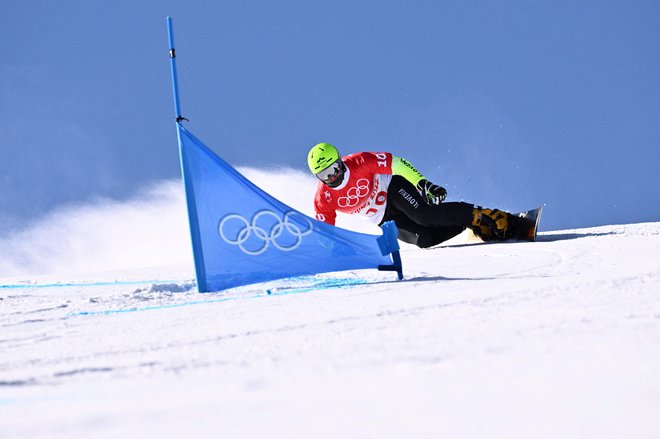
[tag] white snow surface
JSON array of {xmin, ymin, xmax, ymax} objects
[{"xmin": 1, "ymin": 175, "xmax": 660, "ymax": 438}]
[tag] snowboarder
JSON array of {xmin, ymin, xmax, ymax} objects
[{"xmin": 307, "ymin": 142, "xmax": 523, "ymax": 248}]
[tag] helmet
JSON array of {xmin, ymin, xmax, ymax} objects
[
  {"xmin": 307, "ymin": 142, "xmax": 345, "ymax": 188},
  {"xmin": 307, "ymin": 143, "xmax": 340, "ymax": 174}
]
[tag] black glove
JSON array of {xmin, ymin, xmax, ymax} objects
[{"xmin": 416, "ymin": 179, "xmax": 447, "ymax": 205}]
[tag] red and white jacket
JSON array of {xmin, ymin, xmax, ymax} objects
[{"xmin": 313, "ymin": 152, "xmax": 394, "ymax": 226}]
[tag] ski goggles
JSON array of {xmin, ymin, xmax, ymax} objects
[{"xmin": 315, "ymin": 159, "xmax": 344, "ymax": 185}]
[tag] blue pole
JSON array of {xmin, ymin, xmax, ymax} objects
[
  {"xmin": 166, "ymin": 17, "xmax": 205, "ymax": 291},
  {"xmin": 377, "ymin": 221, "xmax": 404, "ymax": 280},
  {"xmin": 167, "ymin": 17, "xmax": 186, "ymax": 123}
]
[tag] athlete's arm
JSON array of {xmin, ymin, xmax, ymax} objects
[
  {"xmin": 391, "ymin": 155, "xmax": 447, "ymax": 204},
  {"xmin": 314, "ymin": 195, "xmax": 337, "ymax": 225},
  {"xmin": 391, "ymin": 156, "xmax": 426, "ymax": 186},
  {"xmin": 315, "ymin": 209, "xmax": 336, "ymax": 225}
]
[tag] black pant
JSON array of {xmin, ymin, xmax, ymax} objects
[{"xmin": 379, "ymin": 176, "xmax": 474, "ymax": 248}]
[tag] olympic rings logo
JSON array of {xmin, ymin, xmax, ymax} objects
[
  {"xmin": 337, "ymin": 178, "xmax": 370, "ymax": 208},
  {"xmin": 218, "ymin": 210, "xmax": 313, "ymax": 256}
]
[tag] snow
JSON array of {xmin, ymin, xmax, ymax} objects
[{"xmin": 1, "ymin": 176, "xmax": 660, "ymax": 438}]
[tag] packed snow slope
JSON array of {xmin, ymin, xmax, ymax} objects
[{"xmin": 1, "ymin": 175, "xmax": 659, "ymax": 438}]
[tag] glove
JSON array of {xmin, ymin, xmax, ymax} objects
[{"xmin": 416, "ymin": 179, "xmax": 447, "ymax": 205}]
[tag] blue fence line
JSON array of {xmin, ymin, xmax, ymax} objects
[{"xmin": 68, "ymin": 277, "xmax": 369, "ymax": 317}]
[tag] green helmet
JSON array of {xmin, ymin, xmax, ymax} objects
[{"xmin": 307, "ymin": 142, "xmax": 340, "ymax": 174}]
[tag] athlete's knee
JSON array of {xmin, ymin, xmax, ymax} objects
[{"xmin": 406, "ymin": 204, "xmax": 439, "ymax": 226}]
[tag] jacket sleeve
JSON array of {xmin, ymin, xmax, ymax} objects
[
  {"xmin": 314, "ymin": 191, "xmax": 337, "ymax": 226},
  {"xmin": 391, "ymin": 155, "xmax": 426, "ymax": 186}
]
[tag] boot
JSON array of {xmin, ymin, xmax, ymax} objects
[{"xmin": 471, "ymin": 207, "xmax": 510, "ymax": 241}]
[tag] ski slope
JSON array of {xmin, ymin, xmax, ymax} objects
[{"xmin": 1, "ymin": 176, "xmax": 660, "ymax": 438}]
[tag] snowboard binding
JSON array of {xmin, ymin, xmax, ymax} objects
[
  {"xmin": 471, "ymin": 207, "xmax": 510, "ymax": 241},
  {"xmin": 471, "ymin": 206, "xmax": 543, "ymax": 242}
]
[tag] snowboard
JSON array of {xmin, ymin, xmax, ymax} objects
[{"xmin": 509, "ymin": 206, "xmax": 544, "ymax": 241}]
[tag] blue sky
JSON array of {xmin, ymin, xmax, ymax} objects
[{"xmin": 2, "ymin": 0, "xmax": 659, "ymax": 234}]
